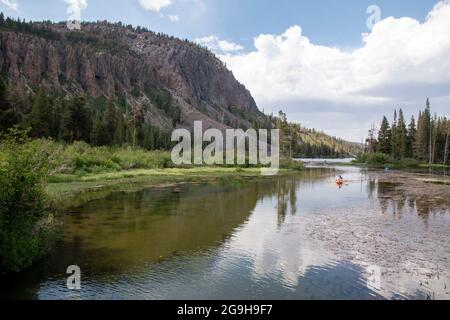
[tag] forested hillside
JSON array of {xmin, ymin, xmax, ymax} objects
[
  {"xmin": 269, "ymin": 111, "xmax": 363, "ymax": 158},
  {"xmin": 0, "ymin": 13, "xmax": 360, "ymax": 158}
]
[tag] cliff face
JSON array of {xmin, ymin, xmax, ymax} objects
[{"xmin": 0, "ymin": 22, "xmax": 264, "ymax": 130}]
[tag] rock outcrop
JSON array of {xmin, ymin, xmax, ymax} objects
[{"xmin": 0, "ymin": 21, "xmax": 265, "ymax": 130}]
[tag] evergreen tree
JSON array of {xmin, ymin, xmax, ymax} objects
[
  {"xmin": 365, "ymin": 99, "xmax": 448, "ymax": 164},
  {"xmin": 103, "ymin": 100, "xmax": 117, "ymax": 144},
  {"xmin": 130, "ymin": 106, "xmax": 144, "ymax": 147},
  {"xmin": 91, "ymin": 114, "xmax": 107, "ymax": 146},
  {"xmin": 377, "ymin": 116, "xmax": 391, "ymax": 154},
  {"xmin": 390, "ymin": 110, "xmax": 398, "ymax": 158},
  {"xmin": 60, "ymin": 96, "xmax": 91, "ymax": 143},
  {"xmin": 414, "ymin": 99, "xmax": 431, "ymax": 161},
  {"xmin": 431, "ymin": 113, "xmax": 438, "ymax": 164},
  {"xmin": 397, "ymin": 109, "xmax": 408, "ymax": 159},
  {"xmin": 0, "ymin": 75, "xmax": 18, "ymax": 132},
  {"xmin": 426, "ymin": 99, "xmax": 432, "ymax": 164},
  {"xmin": 50, "ymin": 98, "xmax": 62, "ymax": 139},
  {"xmin": 443, "ymin": 122, "xmax": 449, "ymax": 165},
  {"xmin": 407, "ymin": 116, "xmax": 416, "ymax": 158},
  {"xmin": 114, "ymin": 113, "xmax": 126, "ymax": 146},
  {"xmin": 142, "ymin": 124, "xmax": 155, "ymax": 150},
  {"xmin": 28, "ymin": 89, "xmax": 52, "ymax": 138}
]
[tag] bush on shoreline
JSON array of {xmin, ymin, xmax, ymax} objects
[
  {"xmin": 3, "ymin": 139, "xmax": 304, "ymax": 178},
  {"xmin": 0, "ymin": 129, "xmax": 57, "ymax": 272},
  {"xmin": 279, "ymin": 158, "xmax": 304, "ymax": 171},
  {"xmin": 353, "ymin": 152, "xmax": 426, "ymax": 168},
  {"xmin": 25, "ymin": 140, "xmax": 173, "ymax": 176}
]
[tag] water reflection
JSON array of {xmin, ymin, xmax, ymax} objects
[
  {"xmin": 366, "ymin": 177, "xmax": 449, "ymax": 220},
  {"xmin": 0, "ymin": 167, "xmax": 448, "ymax": 300}
]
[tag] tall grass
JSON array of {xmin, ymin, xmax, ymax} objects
[
  {"xmin": 11, "ymin": 139, "xmax": 303, "ymax": 177},
  {"xmin": 26, "ymin": 140, "xmax": 173, "ymax": 176}
]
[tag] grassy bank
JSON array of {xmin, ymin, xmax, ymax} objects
[
  {"xmin": 0, "ymin": 134, "xmax": 303, "ymax": 272},
  {"xmin": 1, "ymin": 138, "xmax": 304, "ymax": 206},
  {"xmin": 0, "ymin": 139, "xmax": 302, "ymax": 206},
  {"xmin": 47, "ymin": 167, "xmax": 293, "ymax": 208},
  {"xmin": 352, "ymin": 153, "xmax": 449, "ymax": 169}
]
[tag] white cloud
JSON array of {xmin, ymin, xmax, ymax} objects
[
  {"xmin": 0, "ymin": 0, "xmax": 19, "ymax": 11},
  {"xmin": 139, "ymin": 0, "xmax": 172, "ymax": 12},
  {"xmin": 220, "ymin": 1, "xmax": 450, "ymax": 141},
  {"xmin": 168, "ymin": 14, "xmax": 179, "ymax": 22},
  {"xmin": 194, "ymin": 35, "xmax": 244, "ymax": 53},
  {"xmin": 64, "ymin": 0, "xmax": 87, "ymax": 20}
]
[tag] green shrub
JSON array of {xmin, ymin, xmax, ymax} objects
[
  {"xmin": 26, "ymin": 140, "xmax": 174, "ymax": 175},
  {"xmin": 354, "ymin": 152, "xmax": 391, "ymax": 165},
  {"xmin": 0, "ymin": 129, "xmax": 56, "ymax": 272},
  {"xmin": 354, "ymin": 153, "xmax": 422, "ymax": 168},
  {"xmin": 280, "ymin": 158, "xmax": 304, "ymax": 171}
]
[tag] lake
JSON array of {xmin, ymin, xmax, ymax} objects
[{"xmin": 1, "ymin": 166, "xmax": 449, "ymax": 300}]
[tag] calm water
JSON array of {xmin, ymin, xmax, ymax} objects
[{"xmin": 1, "ymin": 167, "xmax": 449, "ymax": 300}]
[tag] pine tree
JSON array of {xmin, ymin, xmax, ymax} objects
[
  {"xmin": 60, "ymin": 96, "xmax": 91, "ymax": 143},
  {"xmin": 426, "ymin": 99, "xmax": 432, "ymax": 164},
  {"xmin": 131, "ymin": 106, "xmax": 144, "ymax": 147},
  {"xmin": 142, "ymin": 124, "xmax": 155, "ymax": 150},
  {"xmin": 114, "ymin": 113, "xmax": 126, "ymax": 146},
  {"xmin": 277, "ymin": 110, "xmax": 291, "ymax": 157},
  {"xmin": 414, "ymin": 101, "xmax": 431, "ymax": 161},
  {"xmin": 103, "ymin": 100, "xmax": 117, "ymax": 145},
  {"xmin": 391, "ymin": 110, "xmax": 398, "ymax": 158},
  {"xmin": 29, "ymin": 89, "xmax": 52, "ymax": 138},
  {"xmin": 365, "ymin": 99, "xmax": 447, "ymax": 164},
  {"xmin": 444, "ymin": 122, "xmax": 449, "ymax": 165},
  {"xmin": 50, "ymin": 98, "xmax": 62, "ymax": 139},
  {"xmin": 397, "ymin": 109, "xmax": 408, "ymax": 159},
  {"xmin": 377, "ymin": 116, "xmax": 391, "ymax": 154},
  {"xmin": 91, "ymin": 114, "xmax": 107, "ymax": 146},
  {"xmin": 407, "ymin": 116, "xmax": 416, "ymax": 159},
  {"xmin": 0, "ymin": 75, "xmax": 18, "ymax": 132},
  {"xmin": 431, "ymin": 113, "xmax": 438, "ymax": 164}
]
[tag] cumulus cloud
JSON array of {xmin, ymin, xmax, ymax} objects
[
  {"xmin": 194, "ymin": 35, "xmax": 244, "ymax": 53},
  {"xmin": 168, "ymin": 14, "xmax": 179, "ymax": 22},
  {"xmin": 139, "ymin": 0, "xmax": 172, "ymax": 12},
  {"xmin": 64, "ymin": 0, "xmax": 87, "ymax": 20},
  {"xmin": 220, "ymin": 1, "xmax": 450, "ymax": 141},
  {"xmin": 0, "ymin": 0, "xmax": 19, "ymax": 11}
]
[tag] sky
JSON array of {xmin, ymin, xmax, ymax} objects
[{"xmin": 1, "ymin": 0, "xmax": 449, "ymax": 142}]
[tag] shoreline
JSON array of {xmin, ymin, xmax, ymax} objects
[
  {"xmin": 46, "ymin": 167, "xmax": 303, "ymax": 209},
  {"xmin": 303, "ymin": 169, "xmax": 450, "ymax": 299}
]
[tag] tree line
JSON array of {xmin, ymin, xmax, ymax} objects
[
  {"xmin": 271, "ymin": 111, "xmax": 362, "ymax": 158},
  {"xmin": 0, "ymin": 76, "xmax": 173, "ymax": 150},
  {"xmin": 365, "ymin": 99, "xmax": 449, "ymax": 165}
]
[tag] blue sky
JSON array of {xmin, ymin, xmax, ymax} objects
[
  {"xmin": 1, "ymin": 0, "xmax": 449, "ymax": 142},
  {"xmin": 1, "ymin": 0, "xmax": 434, "ymax": 51}
]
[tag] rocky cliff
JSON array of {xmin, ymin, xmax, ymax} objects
[{"xmin": 0, "ymin": 20, "xmax": 265, "ymax": 130}]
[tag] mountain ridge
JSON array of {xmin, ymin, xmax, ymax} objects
[
  {"xmin": 0, "ymin": 14, "xmax": 362, "ymax": 156},
  {"xmin": 0, "ymin": 17, "xmax": 264, "ymax": 131}
]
